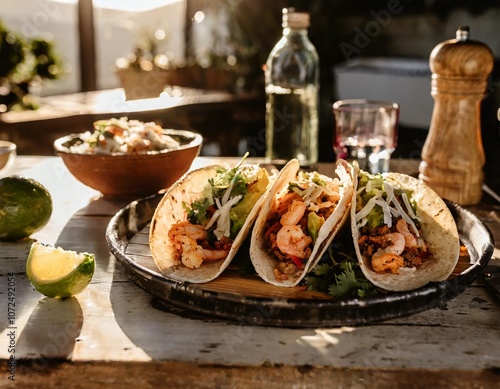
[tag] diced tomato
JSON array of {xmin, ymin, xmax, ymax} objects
[{"xmin": 290, "ymin": 255, "xmax": 304, "ymax": 269}]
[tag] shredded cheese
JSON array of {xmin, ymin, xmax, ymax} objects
[
  {"xmin": 303, "ymin": 185, "xmax": 324, "ymax": 206},
  {"xmin": 213, "ymin": 195, "xmax": 242, "ymax": 239},
  {"xmin": 308, "ymin": 201, "xmax": 334, "ymax": 212},
  {"xmin": 366, "ymin": 178, "xmax": 373, "ymax": 193},
  {"xmin": 374, "ymin": 199, "xmax": 396, "ymax": 227},
  {"xmin": 402, "ymin": 192, "xmax": 419, "ymax": 220},
  {"xmin": 384, "ymin": 181, "xmax": 395, "ymax": 205},
  {"xmin": 356, "ymin": 196, "xmax": 379, "ymax": 222},
  {"xmin": 204, "ymin": 208, "xmax": 221, "ymax": 230},
  {"xmin": 355, "ymin": 176, "xmax": 420, "ymax": 237},
  {"xmin": 390, "ymin": 195, "xmax": 420, "ymax": 236},
  {"xmin": 357, "ymin": 185, "xmax": 366, "ymax": 195},
  {"xmin": 220, "ymin": 175, "xmax": 234, "ymax": 206}
]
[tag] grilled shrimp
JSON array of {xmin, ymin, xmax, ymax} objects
[
  {"xmin": 168, "ymin": 221, "xmax": 210, "ymax": 268},
  {"xmin": 362, "ymin": 232, "xmax": 406, "ymax": 274},
  {"xmin": 396, "ymin": 219, "xmax": 417, "ymax": 248},
  {"xmin": 276, "ymin": 225, "xmax": 312, "ymax": 259},
  {"xmin": 202, "ymin": 249, "xmax": 229, "ymax": 261},
  {"xmin": 371, "ymin": 253, "xmax": 404, "ymax": 274},
  {"xmin": 280, "ymin": 200, "xmax": 306, "ymax": 226},
  {"xmin": 271, "ymin": 192, "xmax": 301, "ymax": 215},
  {"xmin": 369, "ymin": 232, "xmax": 405, "ymax": 256},
  {"xmin": 176, "ymin": 235, "xmax": 204, "ymax": 269},
  {"xmin": 168, "ymin": 221, "xmax": 207, "ymax": 243}
]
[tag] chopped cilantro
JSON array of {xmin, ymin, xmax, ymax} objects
[
  {"xmin": 183, "ymin": 198, "xmax": 211, "ymax": 225},
  {"xmin": 209, "ymin": 153, "xmax": 250, "ymax": 200},
  {"xmin": 210, "ymin": 170, "xmax": 248, "ymax": 200},
  {"xmin": 302, "ymin": 226, "xmax": 379, "ymax": 300},
  {"xmin": 327, "ymin": 262, "xmax": 378, "ymax": 299}
]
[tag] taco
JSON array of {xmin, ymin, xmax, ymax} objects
[
  {"xmin": 149, "ymin": 159, "xmax": 272, "ymax": 283},
  {"xmin": 250, "ymin": 159, "xmax": 355, "ymax": 287},
  {"xmin": 352, "ymin": 170, "xmax": 460, "ymax": 292}
]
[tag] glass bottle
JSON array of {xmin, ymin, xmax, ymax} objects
[{"xmin": 265, "ymin": 8, "xmax": 319, "ymax": 169}]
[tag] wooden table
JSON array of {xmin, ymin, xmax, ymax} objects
[{"xmin": 0, "ymin": 156, "xmax": 499, "ymax": 388}]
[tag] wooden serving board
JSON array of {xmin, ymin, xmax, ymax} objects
[{"xmin": 106, "ymin": 195, "xmax": 494, "ymax": 327}]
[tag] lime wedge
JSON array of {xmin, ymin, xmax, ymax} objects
[{"xmin": 26, "ymin": 242, "xmax": 95, "ymax": 298}]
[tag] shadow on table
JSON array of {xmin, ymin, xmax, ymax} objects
[
  {"xmin": 16, "ymin": 297, "xmax": 83, "ymax": 363},
  {"xmin": 0, "ymin": 238, "xmax": 40, "ymax": 337}
]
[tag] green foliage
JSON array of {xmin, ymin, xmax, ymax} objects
[
  {"xmin": 183, "ymin": 198, "xmax": 211, "ymax": 226},
  {"xmin": 0, "ymin": 21, "xmax": 64, "ymax": 111},
  {"xmin": 210, "ymin": 167, "xmax": 248, "ymax": 201},
  {"xmin": 327, "ymin": 261, "xmax": 378, "ymax": 299},
  {"xmin": 182, "ymin": 153, "xmax": 269, "ymax": 240},
  {"xmin": 302, "ymin": 226, "xmax": 379, "ymax": 300}
]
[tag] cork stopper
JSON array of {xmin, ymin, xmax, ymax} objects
[{"xmin": 282, "ymin": 8, "xmax": 310, "ymax": 29}]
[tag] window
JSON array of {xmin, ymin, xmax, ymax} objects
[{"xmin": 1, "ymin": 0, "xmax": 186, "ymax": 95}]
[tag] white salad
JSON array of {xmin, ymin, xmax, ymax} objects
[{"xmin": 69, "ymin": 117, "xmax": 181, "ymax": 154}]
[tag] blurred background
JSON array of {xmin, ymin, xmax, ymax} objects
[{"xmin": 1, "ymin": 0, "xmax": 499, "ymax": 175}]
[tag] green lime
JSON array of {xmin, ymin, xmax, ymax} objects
[
  {"xmin": 0, "ymin": 175, "xmax": 53, "ymax": 241},
  {"xmin": 26, "ymin": 242, "xmax": 95, "ymax": 298}
]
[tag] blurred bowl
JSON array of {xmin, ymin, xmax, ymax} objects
[
  {"xmin": 0, "ymin": 141, "xmax": 16, "ymax": 174},
  {"xmin": 54, "ymin": 129, "xmax": 203, "ymax": 198}
]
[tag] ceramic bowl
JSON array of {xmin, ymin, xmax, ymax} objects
[
  {"xmin": 54, "ymin": 129, "xmax": 203, "ymax": 198},
  {"xmin": 0, "ymin": 141, "xmax": 17, "ymax": 175}
]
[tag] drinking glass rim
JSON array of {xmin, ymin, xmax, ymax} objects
[
  {"xmin": 0, "ymin": 141, "xmax": 16, "ymax": 153},
  {"xmin": 333, "ymin": 99, "xmax": 399, "ymax": 111}
]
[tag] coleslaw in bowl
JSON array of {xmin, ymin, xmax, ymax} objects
[{"xmin": 54, "ymin": 118, "xmax": 203, "ymax": 197}]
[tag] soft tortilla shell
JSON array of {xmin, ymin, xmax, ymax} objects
[
  {"xmin": 351, "ymin": 172, "xmax": 460, "ymax": 292},
  {"xmin": 250, "ymin": 159, "xmax": 355, "ymax": 287},
  {"xmin": 149, "ymin": 165, "xmax": 268, "ymax": 283}
]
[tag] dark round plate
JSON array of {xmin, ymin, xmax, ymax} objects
[{"xmin": 106, "ymin": 194, "xmax": 494, "ymax": 328}]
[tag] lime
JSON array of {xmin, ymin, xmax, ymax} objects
[
  {"xmin": 0, "ymin": 175, "xmax": 53, "ymax": 241},
  {"xmin": 26, "ymin": 242, "xmax": 95, "ymax": 298}
]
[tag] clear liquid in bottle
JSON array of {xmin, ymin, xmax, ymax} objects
[
  {"xmin": 266, "ymin": 84, "xmax": 318, "ymax": 168},
  {"xmin": 265, "ymin": 8, "xmax": 319, "ymax": 169}
]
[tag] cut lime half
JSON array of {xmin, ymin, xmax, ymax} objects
[{"xmin": 26, "ymin": 242, "xmax": 95, "ymax": 298}]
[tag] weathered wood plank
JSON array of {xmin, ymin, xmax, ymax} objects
[{"xmin": 1, "ymin": 360, "xmax": 499, "ymax": 389}]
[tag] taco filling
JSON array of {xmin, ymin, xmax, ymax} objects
[
  {"xmin": 355, "ymin": 171, "xmax": 431, "ymax": 274},
  {"xmin": 167, "ymin": 163, "xmax": 269, "ymax": 270},
  {"xmin": 263, "ymin": 171, "xmax": 343, "ymax": 281}
]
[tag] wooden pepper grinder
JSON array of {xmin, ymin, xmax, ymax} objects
[{"xmin": 419, "ymin": 26, "xmax": 494, "ymax": 205}]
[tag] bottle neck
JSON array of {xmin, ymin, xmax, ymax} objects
[{"xmin": 283, "ymin": 26, "xmax": 308, "ymax": 36}]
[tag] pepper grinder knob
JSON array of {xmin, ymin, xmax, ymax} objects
[{"xmin": 419, "ymin": 26, "xmax": 494, "ymax": 205}]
